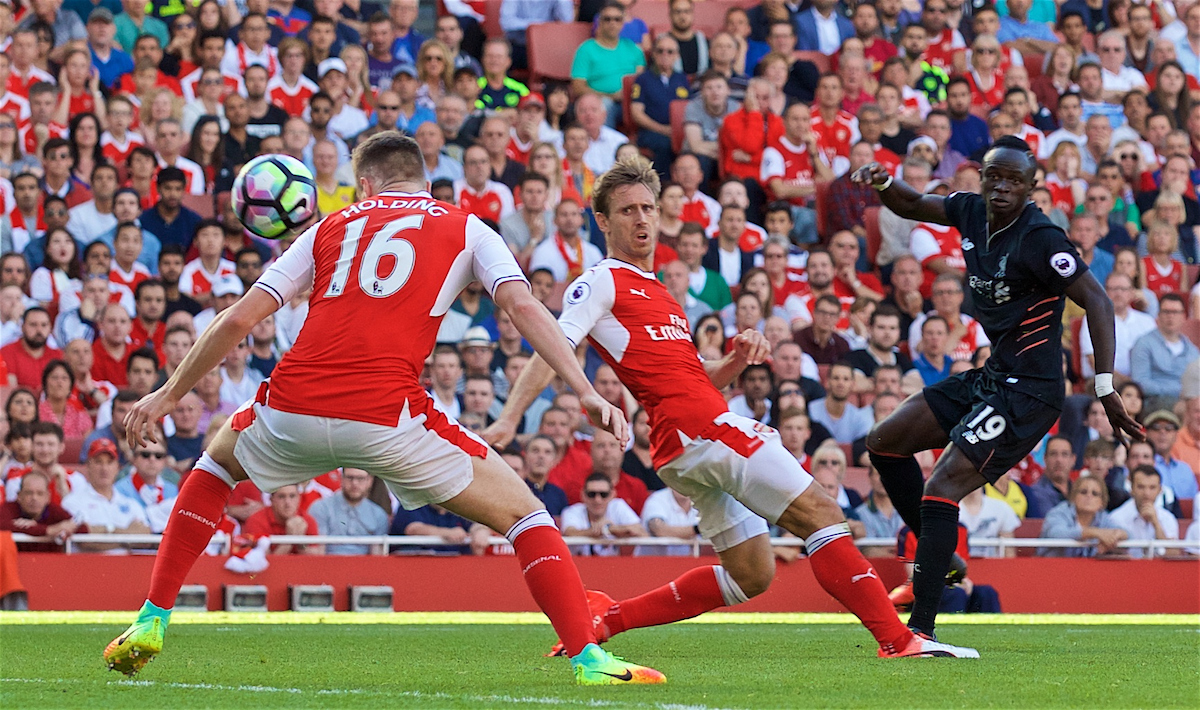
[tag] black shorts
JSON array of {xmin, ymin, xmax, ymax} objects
[{"xmin": 923, "ymin": 369, "xmax": 1061, "ymax": 484}]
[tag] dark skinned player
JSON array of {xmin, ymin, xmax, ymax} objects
[{"xmin": 851, "ymin": 136, "xmax": 1145, "ymax": 646}]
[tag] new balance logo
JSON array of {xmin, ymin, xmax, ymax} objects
[
  {"xmin": 851, "ymin": 569, "xmax": 878, "ymax": 584},
  {"xmin": 629, "ymin": 288, "xmax": 650, "ymax": 299}
]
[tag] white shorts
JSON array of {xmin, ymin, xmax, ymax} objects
[
  {"xmin": 230, "ymin": 390, "xmax": 490, "ymax": 510},
  {"xmin": 657, "ymin": 412, "xmax": 813, "ymax": 552}
]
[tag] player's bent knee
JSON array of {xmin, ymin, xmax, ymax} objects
[
  {"xmin": 777, "ymin": 485, "xmax": 845, "ymax": 539},
  {"xmin": 719, "ymin": 536, "xmax": 776, "ymax": 598}
]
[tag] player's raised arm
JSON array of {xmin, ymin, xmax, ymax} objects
[
  {"xmin": 1066, "ymin": 273, "xmax": 1146, "ymax": 449},
  {"xmin": 851, "ymin": 162, "xmax": 950, "ymax": 225},
  {"xmin": 491, "ymin": 281, "xmax": 627, "ymax": 446}
]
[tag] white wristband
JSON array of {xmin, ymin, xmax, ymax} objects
[
  {"xmin": 1095, "ymin": 373, "xmax": 1114, "ymax": 398},
  {"xmin": 874, "ymin": 175, "xmax": 894, "ymax": 192}
]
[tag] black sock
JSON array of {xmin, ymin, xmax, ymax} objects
[
  {"xmin": 868, "ymin": 452, "xmax": 925, "ymax": 536},
  {"xmin": 908, "ymin": 498, "xmax": 961, "ymax": 635}
]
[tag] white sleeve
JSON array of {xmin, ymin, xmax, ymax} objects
[
  {"xmin": 1079, "ymin": 316, "xmax": 1093, "ymax": 356},
  {"xmin": 498, "ymin": 186, "xmax": 516, "ymax": 220},
  {"xmin": 219, "ymin": 41, "xmax": 240, "ymax": 76},
  {"xmin": 909, "ymin": 226, "xmax": 939, "ymax": 264},
  {"xmin": 556, "ymin": 267, "xmax": 615, "ymax": 348},
  {"xmin": 800, "ymin": 352, "xmax": 819, "ymax": 380},
  {"xmin": 849, "ymin": 116, "xmax": 861, "ymax": 145},
  {"xmin": 1000, "ymin": 504, "xmax": 1021, "ymax": 535},
  {"xmin": 608, "ymin": 499, "xmax": 641, "ymax": 525},
  {"xmin": 443, "ymin": 0, "xmax": 485, "ymax": 20},
  {"xmin": 28, "ymin": 268, "xmax": 52, "ymax": 302},
  {"xmin": 178, "ymin": 262, "xmax": 198, "ymax": 296},
  {"xmin": 560, "ymin": 503, "xmax": 588, "ymax": 530},
  {"xmin": 466, "ymin": 214, "xmax": 528, "ymax": 297},
  {"xmin": 254, "ymin": 219, "xmax": 320, "ymax": 307},
  {"xmin": 760, "ymin": 147, "xmax": 783, "ymax": 183},
  {"xmin": 640, "ymin": 491, "xmax": 670, "ymax": 526}
]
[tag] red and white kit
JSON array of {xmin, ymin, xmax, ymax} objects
[
  {"xmin": 230, "ymin": 191, "xmax": 527, "ymax": 509},
  {"xmin": 557, "ymin": 259, "xmax": 812, "ymax": 550}
]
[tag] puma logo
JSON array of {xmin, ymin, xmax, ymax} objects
[
  {"xmin": 851, "ymin": 569, "xmax": 878, "ymax": 584},
  {"xmin": 629, "ymin": 288, "xmax": 649, "ymax": 299}
]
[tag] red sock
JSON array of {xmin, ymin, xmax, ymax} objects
[
  {"xmin": 604, "ymin": 565, "xmax": 728, "ymax": 638},
  {"xmin": 511, "ymin": 525, "xmax": 596, "ymax": 657},
  {"xmin": 146, "ymin": 470, "xmax": 233, "ymax": 609},
  {"xmin": 808, "ymin": 535, "xmax": 913, "ymax": 652}
]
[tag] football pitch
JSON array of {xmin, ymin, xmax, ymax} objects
[{"xmin": 1, "ymin": 612, "xmax": 1197, "ymax": 709}]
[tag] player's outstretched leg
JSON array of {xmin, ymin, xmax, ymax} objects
[
  {"xmin": 442, "ymin": 454, "xmax": 665, "ymax": 685},
  {"xmin": 104, "ymin": 453, "xmax": 238, "ymax": 675},
  {"xmin": 906, "ymin": 448, "xmax": 988, "ymax": 639},
  {"xmin": 866, "ymin": 392, "xmax": 952, "ymax": 536},
  {"xmin": 778, "ymin": 485, "xmax": 978, "ymax": 658}
]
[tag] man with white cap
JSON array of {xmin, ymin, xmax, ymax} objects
[
  {"xmin": 62, "ymin": 438, "xmax": 151, "ymax": 553},
  {"xmin": 313, "ymin": 58, "xmax": 370, "ymax": 141},
  {"xmin": 193, "ymin": 276, "xmax": 243, "ymax": 335}
]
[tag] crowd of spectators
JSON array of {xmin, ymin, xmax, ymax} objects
[{"xmin": 0, "ymin": 0, "xmax": 1197, "ymax": 560}]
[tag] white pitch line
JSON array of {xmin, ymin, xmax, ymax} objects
[{"xmin": 1, "ymin": 677, "xmax": 741, "ymax": 710}]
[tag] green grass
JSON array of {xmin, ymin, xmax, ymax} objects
[{"xmin": 2, "ymin": 613, "xmax": 1198, "ymax": 709}]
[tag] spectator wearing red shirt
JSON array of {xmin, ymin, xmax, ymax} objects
[
  {"xmin": 129, "ymin": 280, "xmax": 166, "ymax": 361},
  {"xmin": 0, "ymin": 470, "xmax": 85, "ymax": 552},
  {"xmin": 2, "ymin": 307, "xmax": 62, "ymax": 392},
  {"xmin": 91, "ymin": 303, "xmax": 132, "ymax": 387},
  {"xmin": 241, "ymin": 484, "xmax": 320, "ymax": 554},
  {"xmin": 838, "ymin": 54, "xmax": 874, "ymax": 116},
  {"xmin": 543, "ymin": 407, "xmax": 594, "ymax": 498},
  {"xmin": 810, "ymin": 74, "xmax": 860, "ymax": 174},
  {"xmin": 852, "ymin": 3, "xmax": 897, "ymax": 76},
  {"xmin": 829, "ymin": 230, "xmax": 885, "ymax": 301},
  {"xmin": 454, "ymin": 144, "xmax": 515, "ymax": 223},
  {"xmin": 719, "ymin": 77, "xmax": 784, "ymax": 184}
]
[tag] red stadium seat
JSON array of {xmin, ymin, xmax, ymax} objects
[
  {"xmin": 1187, "ymin": 264, "xmax": 1199, "ymax": 289},
  {"xmin": 631, "ymin": 1, "xmax": 670, "ymax": 29},
  {"xmin": 1182, "ymin": 318, "xmax": 1200, "ymax": 348},
  {"xmin": 481, "ymin": 0, "xmax": 504, "ymax": 38},
  {"xmin": 182, "ymin": 193, "xmax": 215, "ymax": 219},
  {"xmin": 59, "ymin": 437, "xmax": 84, "ymax": 465},
  {"xmin": 621, "ymin": 74, "xmax": 636, "ymax": 135},
  {"xmin": 1181, "ymin": 499, "xmax": 1194, "ymax": 521},
  {"xmin": 527, "ymin": 22, "xmax": 592, "ymax": 85},
  {"xmin": 814, "ymin": 179, "xmax": 831, "ymax": 241},
  {"xmin": 793, "ymin": 50, "xmax": 831, "ymax": 74},
  {"xmin": 863, "ymin": 206, "xmax": 881, "ymax": 264},
  {"xmin": 1069, "ymin": 317, "xmax": 1083, "ymax": 383},
  {"xmin": 1013, "ymin": 517, "xmax": 1043, "ymax": 558},
  {"xmin": 669, "ymin": 98, "xmax": 688, "ymax": 154},
  {"xmin": 843, "ymin": 465, "xmax": 870, "ymax": 497}
]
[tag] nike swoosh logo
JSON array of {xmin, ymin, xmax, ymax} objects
[{"xmin": 600, "ymin": 669, "xmax": 633, "ymax": 681}]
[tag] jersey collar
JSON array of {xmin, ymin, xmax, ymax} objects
[
  {"xmin": 601, "ymin": 257, "xmax": 657, "ymax": 280},
  {"xmin": 377, "ymin": 190, "xmax": 433, "ymax": 198}
]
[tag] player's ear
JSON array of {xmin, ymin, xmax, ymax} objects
[
  {"xmin": 594, "ymin": 209, "xmax": 609, "ymax": 233},
  {"xmin": 358, "ymin": 176, "xmax": 372, "ymax": 199}
]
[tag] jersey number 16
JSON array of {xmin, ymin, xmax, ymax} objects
[{"xmin": 324, "ymin": 214, "xmax": 423, "ymax": 299}]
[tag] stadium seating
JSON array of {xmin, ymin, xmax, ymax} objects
[{"xmin": 526, "ymin": 22, "xmax": 591, "ymax": 85}]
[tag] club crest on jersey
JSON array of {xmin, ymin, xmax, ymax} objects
[
  {"xmin": 645, "ymin": 313, "xmax": 691, "ymax": 342},
  {"xmin": 566, "ymin": 282, "xmax": 591, "ymax": 304},
  {"xmin": 1050, "ymin": 252, "xmax": 1076, "ymax": 277}
]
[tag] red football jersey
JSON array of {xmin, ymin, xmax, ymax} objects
[
  {"xmin": 810, "ymin": 109, "xmax": 860, "ymax": 165},
  {"xmin": 681, "ymin": 190, "xmax": 721, "ymax": 233},
  {"xmin": 0, "ymin": 92, "xmax": 30, "ymax": 123},
  {"xmin": 267, "ymin": 75, "xmax": 318, "ymax": 117},
  {"xmin": 760, "ymin": 136, "xmax": 818, "ymax": 207},
  {"xmin": 100, "ymin": 131, "xmax": 146, "ymax": 166},
  {"xmin": 910, "ymin": 221, "xmax": 966, "ymax": 299},
  {"xmin": 254, "ymin": 190, "xmax": 527, "ymax": 426},
  {"xmin": 1143, "ymin": 255, "xmax": 1183, "ymax": 298},
  {"xmin": 557, "ymin": 259, "xmax": 732, "ymax": 468}
]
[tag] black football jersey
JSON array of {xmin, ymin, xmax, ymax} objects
[{"xmin": 943, "ymin": 192, "xmax": 1088, "ymax": 404}]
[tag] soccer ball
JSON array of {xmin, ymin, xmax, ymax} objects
[{"xmin": 231, "ymin": 154, "xmax": 318, "ymax": 239}]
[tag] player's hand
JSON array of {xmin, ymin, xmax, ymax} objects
[
  {"xmin": 125, "ymin": 389, "xmax": 179, "ymax": 449},
  {"xmin": 580, "ymin": 392, "xmax": 628, "ymax": 448},
  {"xmin": 851, "ymin": 162, "xmax": 889, "ymax": 187},
  {"xmin": 731, "ymin": 329, "xmax": 770, "ymax": 366},
  {"xmin": 1099, "ymin": 392, "xmax": 1144, "ymax": 450},
  {"xmin": 481, "ymin": 417, "xmax": 518, "ymax": 449}
]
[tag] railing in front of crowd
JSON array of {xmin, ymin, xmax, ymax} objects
[{"xmin": 9, "ymin": 533, "xmax": 1198, "ymax": 558}]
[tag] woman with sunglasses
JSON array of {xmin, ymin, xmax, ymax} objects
[
  {"xmin": 165, "ymin": 13, "xmax": 199, "ymax": 78},
  {"xmin": 964, "ymin": 34, "xmax": 1005, "ymax": 111},
  {"xmin": 415, "ymin": 39, "xmax": 454, "ymax": 111},
  {"xmin": 0, "ymin": 115, "xmax": 39, "ymax": 179},
  {"xmin": 38, "ymin": 359, "xmax": 93, "ymax": 439},
  {"xmin": 1039, "ymin": 476, "xmax": 1126, "ymax": 557}
]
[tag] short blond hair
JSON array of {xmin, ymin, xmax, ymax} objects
[{"xmin": 592, "ymin": 155, "xmax": 661, "ymax": 217}]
